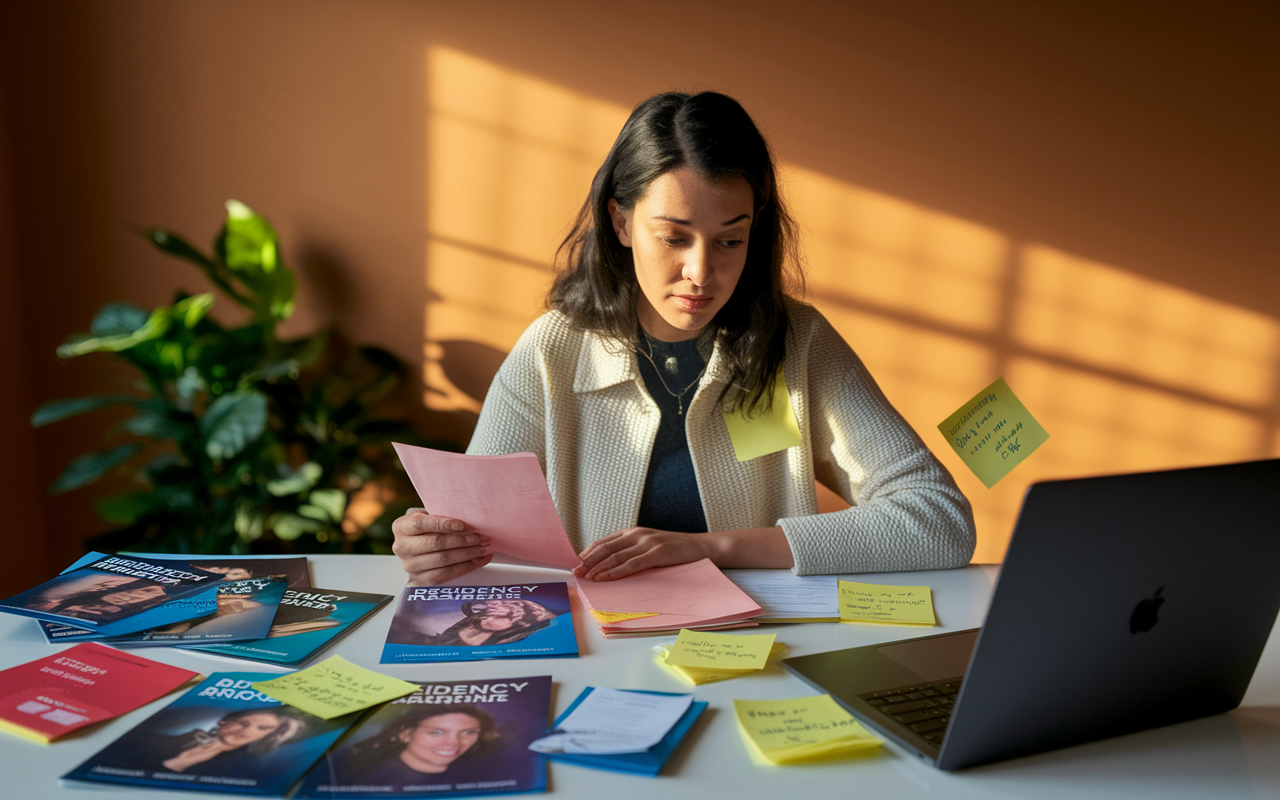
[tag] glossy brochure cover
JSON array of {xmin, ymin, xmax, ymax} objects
[
  {"xmin": 62, "ymin": 672, "xmax": 359, "ymax": 795},
  {"xmin": 102, "ymin": 576, "xmax": 288, "ymax": 647},
  {"xmin": 39, "ymin": 555, "xmax": 313, "ymax": 644},
  {"xmin": 0, "ymin": 643, "xmax": 197, "ymax": 743},
  {"xmin": 0, "ymin": 554, "xmax": 222, "ymax": 629},
  {"xmin": 183, "ymin": 588, "xmax": 393, "ymax": 667},
  {"xmin": 380, "ymin": 583, "xmax": 578, "ymax": 664},
  {"xmin": 294, "ymin": 676, "xmax": 552, "ymax": 798}
]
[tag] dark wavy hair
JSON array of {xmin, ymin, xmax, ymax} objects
[
  {"xmin": 345, "ymin": 706, "xmax": 499, "ymax": 776},
  {"xmin": 548, "ymin": 90, "xmax": 803, "ymax": 415},
  {"xmin": 209, "ymin": 707, "xmax": 305, "ymax": 755}
]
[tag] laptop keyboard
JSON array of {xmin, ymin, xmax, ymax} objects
[{"xmin": 858, "ymin": 679, "xmax": 962, "ymax": 745}]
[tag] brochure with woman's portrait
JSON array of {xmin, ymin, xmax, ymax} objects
[
  {"xmin": 62, "ymin": 671, "xmax": 360, "ymax": 795},
  {"xmin": 0, "ymin": 554, "xmax": 221, "ymax": 631},
  {"xmin": 380, "ymin": 583, "xmax": 578, "ymax": 664},
  {"xmin": 294, "ymin": 676, "xmax": 552, "ymax": 798}
]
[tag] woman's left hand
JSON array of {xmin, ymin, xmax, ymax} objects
[{"xmin": 573, "ymin": 528, "xmax": 712, "ymax": 582}]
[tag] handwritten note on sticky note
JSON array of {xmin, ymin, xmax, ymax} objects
[
  {"xmin": 252, "ymin": 656, "xmax": 417, "ymax": 720},
  {"xmin": 723, "ymin": 372, "xmax": 802, "ymax": 462},
  {"xmin": 665, "ymin": 629, "xmax": 777, "ymax": 670},
  {"xmin": 734, "ymin": 694, "xmax": 881, "ymax": 763},
  {"xmin": 839, "ymin": 582, "xmax": 936, "ymax": 625},
  {"xmin": 937, "ymin": 377, "xmax": 1049, "ymax": 488}
]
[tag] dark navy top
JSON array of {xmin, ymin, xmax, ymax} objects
[{"xmin": 635, "ymin": 333, "xmax": 708, "ymax": 533}]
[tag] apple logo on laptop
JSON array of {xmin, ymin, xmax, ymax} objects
[{"xmin": 1129, "ymin": 587, "xmax": 1164, "ymax": 634}]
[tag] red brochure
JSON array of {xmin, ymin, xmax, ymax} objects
[{"xmin": 0, "ymin": 642, "xmax": 197, "ymax": 742}]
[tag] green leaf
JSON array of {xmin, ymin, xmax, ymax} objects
[
  {"xmin": 216, "ymin": 200, "xmax": 296, "ymax": 322},
  {"xmin": 145, "ymin": 227, "xmax": 220, "ymax": 272},
  {"xmin": 268, "ymin": 511, "xmax": 325, "ymax": 541},
  {"xmin": 96, "ymin": 491, "xmax": 159, "ymax": 525},
  {"xmin": 91, "ymin": 303, "xmax": 149, "ymax": 336},
  {"xmin": 172, "ymin": 293, "xmax": 216, "ymax": 328},
  {"xmin": 235, "ymin": 504, "xmax": 266, "ymax": 543},
  {"xmin": 266, "ymin": 461, "xmax": 323, "ymax": 496},
  {"xmin": 122, "ymin": 407, "xmax": 188, "ymax": 440},
  {"xmin": 57, "ymin": 306, "xmax": 171, "ymax": 358},
  {"xmin": 31, "ymin": 395, "xmax": 137, "ymax": 427},
  {"xmin": 303, "ymin": 488, "xmax": 346, "ymax": 523},
  {"xmin": 50, "ymin": 443, "xmax": 143, "ymax": 493},
  {"xmin": 200, "ymin": 390, "xmax": 268, "ymax": 461}
]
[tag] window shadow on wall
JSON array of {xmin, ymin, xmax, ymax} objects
[{"xmin": 421, "ymin": 47, "xmax": 1280, "ymax": 563}]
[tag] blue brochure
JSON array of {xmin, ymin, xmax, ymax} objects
[
  {"xmin": 380, "ymin": 583, "xmax": 578, "ymax": 664},
  {"xmin": 62, "ymin": 671, "xmax": 360, "ymax": 796},
  {"xmin": 183, "ymin": 587, "xmax": 392, "ymax": 667},
  {"xmin": 542, "ymin": 687, "xmax": 706, "ymax": 776},
  {"xmin": 0, "ymin": 553, "xmax": 221, "ymax": 630},
  {"xmin": 293, "ymin": 676, "xmax": 551, "ymax": 798}
]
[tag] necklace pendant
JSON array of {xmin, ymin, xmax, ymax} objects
[{"xmin": 664, "ymin": 356, "xmax": 679, "ymax": 374}]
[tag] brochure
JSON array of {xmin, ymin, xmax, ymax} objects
[
  {"xmin": 0, "ymin": 643, "xmax": 197, "ymax": 743},
  {"xmin": 534, "ymin": 687, "xmax": 706, "ymax": 776},
  {"xmin": 102, "ymin": 576, "xmax": 288, "ymax": 647},
  {"xmin": 0, "ymin": 554, "xmax": 222, "ymax": 629},
  {"xmin": 381, "ymin": 583, "xmax": 578, "ymax": 664},
  {"xmin": 183, "ymin": 588, "xmax": 393, "ymax": 667},
  {"xmin": 294, "ymin": 675, "xmax": 552, "ymax": 798},
  {"xmin": 62, "ymin": 671, "xmax": 359, "ymax": 795},
  {"xmin": 38, "ymin": 555, "xmax": 312, "ymax": 644}
]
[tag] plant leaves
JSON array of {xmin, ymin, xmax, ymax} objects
[
  {"xmin": 303, "ymin": 488, "xmax": 346, "ymax": 523},
  {"xmin": 50, "ymin": 443, "xmax": 143, "ymax": 493},
  {"xmin": 200, "ymin": 389, "xmax": 268, "ymax": 461},
  {"xmin": 57, "ymin": 306, "xmax": 171, "ymax": 357},
  {"xmin": 31, "ymin": 395, "xmax": 137, "ymax": 427},
  {"xmin": 91, "ymin": 303, "xmax": 149, "ymax": 336},
  {"xmin": 96, "ymin": 491, "xmax": 159, "ymax": 525},
  {"xmin": 216, "ymin": 200, "xmax": 296, "ymax": 322},
  {"xmin": 268, "ymin": 511, "xmax": 325, "ymax": 541},
  {"xmin": 266, "ymin": 461, "xmax": 323, "ymax": 496}
]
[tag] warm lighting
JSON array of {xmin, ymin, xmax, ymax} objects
[{"xmin": 423, "ymin": 47, "xmax": 1280, "ymax": 563}]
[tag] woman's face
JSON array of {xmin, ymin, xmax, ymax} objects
[
  {"xmin": 399, "ymin": 713, "xmax": 482, "ymax": 773},
  {"xmin": 198, "ymin": 566, "xmax": 253, "ymax": 581},
  {"xmin": 609, "ymin": 166, "xmax": 753, "ymax": 342},
  {"xmin": 216, "ymin": 713, "xmax": 282, "ymax": 748},
  {"xmin": 471, "ymin": 600, "xmax": 524, "ymax": 631},
  {"xmin": 100, "ymin": 585, "xmax": 168, "ymax": 606}
]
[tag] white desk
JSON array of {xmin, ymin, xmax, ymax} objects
[{"xmin": 2, "ymin": 556, "xmax": 1277, "ymax": 799}]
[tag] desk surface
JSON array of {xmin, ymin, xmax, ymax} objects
[{"xmin": 1, "ymin": 557, "xmax": 1276, "ymax": 799}]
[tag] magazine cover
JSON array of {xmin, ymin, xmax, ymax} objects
[
  {"xmin": 62, "ymin": 672, "xmax": 359, "ymax": 796},
  {"xmin": 381, "ymin": 583, "xmax": 577, "ymax": 664},
  {"xmin": 37, "ymin": 555, "xmax": 312, "ymax": 644},
  {"xmin": 294, "ymin": 676, "xmax": 552, "ymax": 798},
  {"xmin": 0, "ymin": 643, "xmax": 197, "ymax": 743},
  {"xmin": 103, "ymin": 576, "xmax": 288, "ymax": 647},
  {"xmin": 184, "ymin": 588, "xmax": 393, "ymax": 667},
  {"xmin": 0, "ymin": 554, "xmax": 222, "ymax": 628}
]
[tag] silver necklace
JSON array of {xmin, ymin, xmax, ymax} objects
[{"xmin": 636, "ymin": 335, "xmax": 705, "ymax": 416}]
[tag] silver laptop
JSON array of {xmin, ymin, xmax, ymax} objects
[{"xmin": 782, "ymin": 458, "xmax": 1280, "ymax": 770}]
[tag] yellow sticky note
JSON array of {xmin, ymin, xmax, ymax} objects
[
  {"xmin": 723, "ymin": 372, "xmax": 802, "ymax": 461},
  {"xmin": 839, "ymin": 581, "xmax": 936, "ymax": 625},
  {"xmin": 590, "ymin": 609, "xmax": 660, "ymax": 623},
  {"xmin": 252, "ymin": 655, "xmax": 417, "ymax": 720},
  {"xmin": 937, "ymin": 377, "xmax": 1049, "ymax": 488},
  {"xmin": 657, "ymin": 642, "xmax": 787, "ymax": 685},
  {"xmin": 734, "ymin": 694, "xmax": 881, "ymax": 764},
  {"xmin": 665, "ymin": 629, "xmax": 777, "ymax": 669}
]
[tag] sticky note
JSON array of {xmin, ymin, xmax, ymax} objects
[
  {"xmin": 839, "ymin": 582, "xmax": 936, "ymax": 625},
  {"xmin": 590, "ymin": 609, "xmax": 660, "ymax": 623},
  {"xmin": 665, "ymin": 629, "xmax": 777, "ymax": 669},
  {"xmin": 252, "ymin": 655, "xmax": 417, "ymax": 720},
  {"xmin": 734, "ymin": 694, "xmax": 881, "ymax": 764},
  {"xmin": 937, "ymin": 377, "xmax": 1049, "ymax": 487},
  {"xmin": 723, "ymin": 372, "xmax": 802, "ymax": 461},
  {"xmin": 656, "ymin": 642, "xmax": 787, "ymax": 685}
]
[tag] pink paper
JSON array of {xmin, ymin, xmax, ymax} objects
[
  {"xmin": 576, "ymin": 559, "xmax": 763, "ymax": 632},
  {"xmin": 393, "ymin": 444, "xmax": 581, "ymax": 571}
]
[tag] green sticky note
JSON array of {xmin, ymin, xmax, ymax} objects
[
  {"xmin": 937, "ymin": 377, "xmax": 1049, "ymax": 488},
  {"xmin": 252, "ymin": 655, "xmax": 417, "ymax": 720},
  {"xmin": 723, "ymin": 372, "xmax": 802, "ymax": 462},
  {"xmin": 665, "ymin": 629, "xmax": 777, "ymax": 670},
  {"xmin": 839, "ymin": 581, "xmax": 936, "ymax": 626}
]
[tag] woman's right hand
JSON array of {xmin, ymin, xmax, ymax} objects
[{"xmin": 391, "ymin": 509, "xmax": 493, "ymax": 586}]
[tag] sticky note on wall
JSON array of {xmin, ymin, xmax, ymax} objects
[{"xmin": 937, "ymin": 377, "xmax": 1049, "ymax": 488}]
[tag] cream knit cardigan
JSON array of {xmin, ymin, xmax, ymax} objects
[{"xmin": 467, "ymin": 300, "xmax": 976, "ymax": 575}]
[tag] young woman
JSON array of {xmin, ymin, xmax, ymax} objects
[
  {"xmin": 393, "ymin": 91, "xmax": 975, "ymax": 586},
  {"xmin": 345, "ymin": 707, "xmax": 499, "ymax": 781}
]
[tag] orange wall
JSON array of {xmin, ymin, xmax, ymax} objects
[{"xmin": 2, "ymin": 1, "xmax": 1276, "ymax": 591}]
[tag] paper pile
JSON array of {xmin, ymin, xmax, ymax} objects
[
  {"xmin": 734, "ymin": 694, "xmax": 882, "ymax": 764},
  {"xmin": 575, "ymin": 559, "xmax": 762, "ymax": 637}
]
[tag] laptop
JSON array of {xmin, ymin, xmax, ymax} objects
[{"xmin": 782, "ymin": 458, "xmax": 1280, "ymax": 770}]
